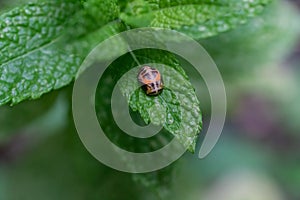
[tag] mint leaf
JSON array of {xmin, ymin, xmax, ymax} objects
[
  {"xmin": 0, "ymin": 2, "xmax": 80, "ymax": 105},
  {"xmin": 0, "ymin": 2, "xmax": 80, "ymax": 65},
  {"xmin": 66, "ymin": 21, "xmax": 126, "ymax": 63},
  {"xmin": 120, "ymin": 0, "xmax": 272, "ymax": 39},
  {"xmin": 0, "ymin": 1, "xmax": 122, "ymax": 106},
  {"xmin": 68, "ymin": 0, "xmax": 120, "ymax": 38},
  {"xmin": 112, "ymin": 49, "xmax": 202, "ymax": 152}
]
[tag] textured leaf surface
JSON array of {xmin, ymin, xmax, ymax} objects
[
  {"xmin": 0, "ymin": 1, "xmax": 121, "ymax": 106},
  {"xmin": 67, "ymin": 0, "xmax": 120, "ymax": 38},
  {"xmin": 112, "ymin": 50, "xmax": 202, "ymax": 152},
  {"xmin": 0, "ymin": 2, "xmax": 80, "ymax": 105},
  {"xmin": 0, "ymin": 2, "xmax": 79, "ymax": 64},
  {"xmin": 95, "ymin": 64, "xmax": 173, "ymax": 154},
  {"xmin": 120, "ymin": 0, "xmax": 272, "ymax": 39}
]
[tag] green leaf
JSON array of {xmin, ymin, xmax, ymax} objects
[
  {"xmin": 0, "ymin": 2, "xmax": 80, "ymax": 65},
  {"xmin": 67, "ymin": 0, "xmax": 120, "ymax": 38},
  {"xmin": 0, "ymin": 1, "xmax": 122, "ymax": 106},
  {"xmin": 95, "ymin": 55, "xmax": 174, "ymax": 154},
  {"xmin": 110, "ymin": 49, "xmax": 202, "ymax": 152},
  {"xmin": 120, "ymin": 0, "xmax": 272, "ymax": 39},
  {"xmin": 65, "ymin": 21, "xmax": 126, "ymax": 62},
  {"xmin": 0, "ymin": 2, "xmax": 80, "ymax": 105}
]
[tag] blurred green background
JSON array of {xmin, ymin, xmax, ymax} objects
[{"xmin": 1, "ymin": 0, "xmax": 300, "ymax": 199}]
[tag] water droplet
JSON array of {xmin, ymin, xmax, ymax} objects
[
  {"xmin": 39, "ymin": 79, "xmax": 48, "ymax": 86},
  {"xmin": 167, "ymin": 113, "xmax": 174, "ymax": 124},
  {"xmin": 198, "ymin": 26, "xmax": 207, "ymax": 32},
  {"xmin": 11, "ymin": 88, "xmax": 17, "ymax": 96},
  {"xmin": 23, "ymin": 71, "xmax": 34, "ymax": 80}
]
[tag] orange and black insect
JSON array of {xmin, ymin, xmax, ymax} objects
[{"xmin": 138, "ymin": 66, "xmax": 163, "ymax": 96}]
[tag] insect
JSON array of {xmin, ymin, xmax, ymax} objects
[{"xmin": 137, "ymin": 66, "xmax": 164, "ymax": 96}]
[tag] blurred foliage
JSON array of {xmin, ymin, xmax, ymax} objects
[
  {"xmin": 2, "ymin": 122, "xmax": 147, "ymax": 200},
  {"xmin": 200, "ymin": 0, "xmax": 300, "ymax": 80},
  {"xmin": 195, "ymin": 0, "xmax": 300, "ymax": 116},
  {"xmin": 0, "ymin": 91, "xmax": 58, "ymax": 140}
]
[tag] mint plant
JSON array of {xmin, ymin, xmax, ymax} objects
[
  {"xmin": 0, "ymin": 0, "xmax": 274, "ymax": 197},
  {"xmin": 0, "ymin": 0, "xmax": 271, "ymax": 152}
]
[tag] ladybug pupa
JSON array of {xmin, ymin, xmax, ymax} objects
[{"xmin": 137, "ymin": 66, "xmax": 164, "ymax": 96}]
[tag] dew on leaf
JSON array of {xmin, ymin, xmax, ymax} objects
[
  {"xmin": 198, "ymin": 26, "xmax": 207, "ymax": 32},
  {"xmin": 167, "ymin": 113, "xmax": 174, "ymax": 124}
]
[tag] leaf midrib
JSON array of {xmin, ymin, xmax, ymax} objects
[{"xmin": 0, "ymin": 35, "xmax": 62, "ymax": 68}]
